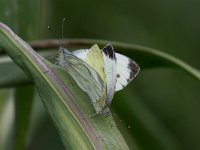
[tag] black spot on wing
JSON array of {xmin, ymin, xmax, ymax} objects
[
  {"xmin": 102, "ymin": 44, "xmax": 116, "ymax": 60},
  {"xmin": 117, "ymin": 74, "xmax": 120, "ymax": 78},
  {"xmin": 128, "ymin": 60, "xmax": 140, "ymax": 79}
]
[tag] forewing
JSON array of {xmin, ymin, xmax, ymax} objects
[
  {"xmin": 102, "ymin": 44, "xmax": 117, "ymax": 105},
  {"xmin": 72, "ymin": 45, "xmax": 109, "ymax": 112},
  {"xmin": 72, "ymin": 45, "xmax": 106, "ymax": 82},
  {"xmin": 72, "ymin": 49, "xmax": 89, "ymax": 60},
  {"xmin": 115, "ymin": 53, "xmax": 140, "ymax": 92},
  {"xmin": 58, "ymin": 48, "xmax": 105, "ymax": 103}
]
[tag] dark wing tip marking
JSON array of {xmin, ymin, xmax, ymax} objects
[
  {"xmin": 102, "ymin": 44, "xmax": 116, "ymax": 60},
  {"xmin": 128, "ymin": 60, "xmax": 140, "ymax": 79}
]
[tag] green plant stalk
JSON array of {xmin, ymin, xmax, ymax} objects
[
  {"xmin": 0, "ymin": 22, "xmax": 129, "ymax": 149},
  {"xmin": 0, "ymin": 38, "xmax": 200, "ymax": 89}
]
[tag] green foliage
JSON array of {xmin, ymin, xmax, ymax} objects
[{"xmin": 0, "ymin": 0, "xmax": 200, "ymax": 150}]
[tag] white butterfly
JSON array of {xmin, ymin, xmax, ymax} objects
[{"xmin": 57, "ymin": 44, "xmax": 140, "ymax": 115}]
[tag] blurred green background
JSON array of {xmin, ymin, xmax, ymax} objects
[{"xmin": 0, "ymin": 0, "xmax": 200, "ymax": 150}]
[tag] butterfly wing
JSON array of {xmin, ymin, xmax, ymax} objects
[
  {"xmin": 71, "ymin": 44, "xmax": 140, "ymax": 114},
  {"xmin": 73, "ymin": 44, "xmax": 118, "ymax": 107},
  {"xmin": 72, "ymin": 45, "xmax": 106, "ymax": 82},
  {"xmin": 58, "ymin": 47, "xmax": 105, "ymax": 103},
  {"xmin": 102, "ymin": 44, "xmax": 117, "ymax": 106},
  {"xmin": 72, "ymin": 45, "xmax": 140, "ymax": 94},
  {"xmin": 72, "ymin": 45, "xmax": 109, "ymax": 113},
  {"xmin": 115, "ymin": 53, "xmax": 140, "ymax": 92}
]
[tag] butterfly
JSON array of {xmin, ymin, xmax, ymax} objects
[{"xmin": 57, "ymin": 44, "xmax": 140, "ymax": 115}]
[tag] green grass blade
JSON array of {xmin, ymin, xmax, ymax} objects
[
  {"xmin": 0, "ymin": 57, "xmax": 31, "ymax": 87},
  {"xmin": 32, "ymin": 39, "xmax": 199, "ymax": 80},
  {"xmin": 14, "ymin": 85, "xmax": 35, "ymax": 150},
  {"xmin": 31, "ymin": 39, "xmax": 200, "ymax": 80},
  {"xmin": 1, "ymin": 38, "xmax": 199, "ymax": 88}
]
